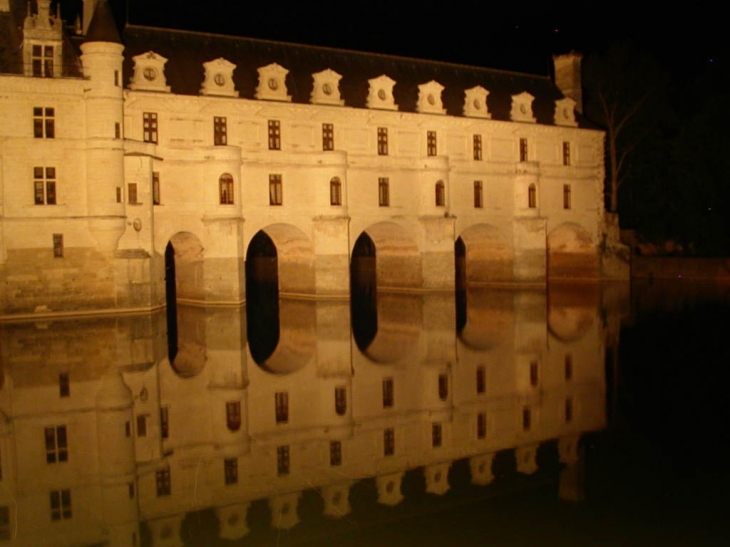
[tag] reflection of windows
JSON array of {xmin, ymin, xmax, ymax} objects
[
  {"xmin": 330, "ymin": 177, "xmax": 342, "ymax": 206},
  {"xmin": 438, "ymin": 373, "xmax": 449, "ymax": 401},
  {"xmin": 322, "ymin": 123, "xmax": 334, "ymax": 151},
  {"xmin": 330, "ymin": 440, "xmax": 342, "ymax": 466},
  {"xmin": 565, "ymin": 398, "xmax": 573, "ymax": 423},
  {"xmin": 427, "ymin": 131, "xmax": 437, "ymax": 156},
  {"xmin": 160, "ymin": 407, "xmax": 169, "ymax": 439},
  {"xmin": 0, "ymin": 506, "xmax": 10, "ymax": 539},
  {"xmin": 432, "ymin": 422, "xmax": 442, "ymax": 447},
  {"xmin": 50, "ymin": 490, "xmax": 71, "ymax": 520},
  {"xmin": 565, "ymin": 354, "xmax": 573, "ymax": 381},
  {"xmin": 334, "ymin": 386, "xmax": 347, "ymax": 416},
  {"xmin": 219, "ymin": 173, "xmax": 234, "ymax": 204},
  {"xmin": 562, "ymin": 141, "xmax": 571, "ymax": 166},
  {"xmin": 45, "ymin": 426, "xmax": 68, "ymax": 463},
  {"xmin": 377, "ymin": 127, "xmax": 388, "ymax": 155},
  {"xmin": 277, "ymin": 445, "xmax": 290, "ymax": 476},
  {"xmin": 275, "ymin": 392, "xmax": 289, "ymax": 424},
  {"xmin": 32, "ymin": 45, "xmax": 54, "ymax": 77},
  {"xmin": 473, "ymin": 180, "xmax": 483, "ymax": 209},
  {"xmin": 33, "ymin": 107, "xmax": 54, "ymax": 138},
  {"xmin": 214, "ymin": 116, "xmax": 227, "ymax": 145},
  {"xmin": 522, "ymin": 406, "xmax": 532, "ymax": 431},
  {"xmin": 224, "ymin": 458, "xmax": 238, "ymax": 485},
  {"xmin": 528, "ymin": 184, "xmax": 537, "ymax": 208},
  {"xmin": 34, "ymin": 166, "xmax": 56, "ymax": 205},
  {"xmin": 382, "ymin": 377, "xmax": 394, "ymax": 408},
  {"xmin": 59, "ymin": 373, "xmax": 70, "ymax": 397},
  {"xmin": 383, "ymin": 428, "xmax": 395, "ymax": 456},
  {"xmin": 268, "ymin": 120, "xmax": 281, "ymax": 150},
  {"xmin": 53, "ymin": 234, "xmax": 63, "ymax": 258},
  {"xmin": 378, "ymin": 177, "xmax": 389, "ymax": 206},
  {"xmin": 519, "ymin": 138, "xmax": 528, "ymax": 161},
  {"xmin": 477, "ymin": 412, "xmax": 487, "ymax": 439},
  {"xmin": 473, "ymin": 134, "xmax": 482, "ymax": 160},
  {"xmin": 226, "ymin": 401, "xmax": 241, "ymax": 431},
  {"xmin": 143, "ymin": 112, "xmax": 158, "ymax": 143},
  {"xmin": 563, "ymin": 184, "xmax": 572, "ymax": 209},
  {"xmin": 530, "ymin": 361, "xmax": 539, "ymax": 387},
  {"xmin": 435, "ymin": 180, "xmax": 445, "ymax": 207},
  {"xmin": 136, "ymin": 414, "xmax": 147, "ymax": 437},
  {"xmin": 476, "ymin": 366, "xmax": 486, "ymax": 394},
  {"xmin": 269, "ymin": 174, "xmax": 283, "ymax": 205},
  {"xmin": 156, "ymin": 468, "xmax": 171, "ymax": 496}
]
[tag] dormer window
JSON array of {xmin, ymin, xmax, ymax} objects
[
  {"xmin": 555, "ymin": 97, "xmax": 578, "ymax": 127},
  {"xmin": 255, "ymin": 63, "xmax": 292, "ymax": 102},
  {"xmin": 367, "ymin": 75, "xmax": 398, "ymax": 111},
  {"xmin": 511, "ymin": 92, "xmax": 536, "ymax": 123},
  {"xmin": 130, "ymin": 52, "xmax": 171, "ymax": 92},
  {"xmin": 463, "ymin": 86, "xmax": 491, "ymax": 118},
  {"xmin": 417, "ymin": 81, "xmax": 446, "ymax": 115},
  {"xmin": 32, "ymin": 45, "xmax": 54, "ymax": 77},
  {"xmin": 311, "ymin": 69, "xmax": 344, "ymax": 105},
  {"xmin": 200, "ymin": 58, "xmax": 239, "ymax": 97}
]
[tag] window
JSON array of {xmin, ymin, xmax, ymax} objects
[
  {"xmin": 476, "ymin": 365, "xmax": 486, "ymax": 395},
  {"xmin": 383, "ymin": 428, "xmax": 395, "ymax": 456},
  {"xmin": 330, "ymin": 177, "xmax": 342, "ymax": 206},
  {"xmin": 334, "ymin": 386, "xmax": 347, "ymax": 416},
  {"xmin": 50, "ymin": 489, "xmax": 71, "ymax": 520},
  {"xmin": 0, "ymin": 506, "xmax": 10, "ymax": 540},
  {"xmin": 432, "ymin": 422, "xmax": 442, "ymax": 448},
  {"xmin": 114, "ymin": 70, "xmax": 120, "ymax": 86},
  {"xmin": 34, "ymin": 167, "xmax": 56, "ymax": 205},
  {"xmin": 59, "ymin": 373, "xmax": 69, "ymax": 397},
  {"xmin": 275, "ymin": 392, "xmax": 289, "ymax": 424},
  {"xmin": 378, "ymin": 177, "xmax": 389, "ymax": 207},
  {"xmin": 530, "ymin": 361, "xmax": 539, "ymax": 387},
  {"xmin": 268, "ymin": 120, "xmax": 281, "ymax": 150},
  {"xmin": 115, "ymin": 122, "xmax": 121, "ymax": 139},
  {"xmin": 269, "ymin": 174, "xmax": 283, "ymax": 205},
  {"xmin": 277, "ymin": 445, "xmax": 290, "ymax": 476},
  {"xmin": 563, "ymin": 184, "xmax": 572, "ymax": 210},
  {"xmin": 522, "ymin": 406, "xmax": 532, "ymax": 431},
  {"xmin": 224, "ymin": 458, "xmax": 238, "ymax": 485},
  {"xmin": 382, "ymin": 377, "xmax": 394, "ymax": 408},
  {"xmin": 226, "ymin": 401, "xmax": 241, "ymax": 431},
  {"xmin": 125, "ymin": 421, "xmax": 131, "ymax": 437},
  {"xmin": 565, "ymin": 397, "xmax": 573, "ymax": 423},
  {"xmin": 330, "ymin": 440, "xmax": 342, "ymax": 466},
  {"xmin": 152, "ymin": 172, "xmax": 160, "ymax": 205},
  {"xmin": 427, "ymin": 131, "xmax": 437, "ymax": 156},
  {"xmin": 214, "ymin": 116, "xmax": 227, "ymax": 145},
  {"xmin": 562, "ymin": 141, "xmax": 571, "ymax": 166},
  {"xmin": 473, "ymin": 134, "xmax": 482, "ymax": 160},
  {"xmin": 116, "ymin": 187, "xmax": 122, "ymax": 203},
  {"xmin": 33, "ymin": 107, "xmax": 55, "ymax": 138},
  {"xmin": 160, "ymin": 407, "xmax": 169, "ymax": 439},
  {"xmin": 143, "ymin": 112, "xmax": 158, "ymax": 143},
  {"xmin": 377, "ymin": 127, "xmax": 388, "ymax": 155},
  {"xmin": 528, "ymin": 184, "xmax": 537, "ymax": 208},
  {"xmin": 52, "ymin": 234, "xmax": 63, "ymax": 258},
  {"xmin": 32, "ymin": 45, "xmax": 54, "ymax": 77},
  {"xmin": 322, "ymin": 123, "xmax": 334, "ymax": 151},
  {"xmin": 136, "ymin": 415, "xmax": 147, "ymax": 437},
  {"xmin": 156, "ymin": 468, "xmax": 171, "ymax": 496},
  {"xmin": 435, "ymin": 180, "xmax": 445, "ymax": 207},
  {"xmin": 219, "ymin": 173, "xmax": 234, "ymax": 204},
  {"xmin": 473, "ymin": 180, "xmax": 483, "ymax": 208},
  {"xmin": 128, "ymin": 183, "xmax": 138, "ymax": 204},
  {"xmin": 477, "ymin": 412, "xmax": 487, "ymax": 439},
  {"xmin": 519, "ymin": 138, "xmax": 528, "ymax": 162},
  {"xmin": 45, "ymin": 426, "xmax": 68, "ymax": 463},
  {"xmin": 438, "ymin": 373, "xmax": 449, "ymax": 401},
  {"xmin": 128, "ymin": 483, "xmax": 135, "ymax": 499},
  {"xmin": 565, "ymin": 354, "xmax": 573, "ymax": 381}
]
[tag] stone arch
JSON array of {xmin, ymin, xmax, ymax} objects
[
  {"xmin": 456, "ymin": 224, "xmax": 513, "ymax": 286},
  {"xmin": 352, "ymin": 221, "xmax": 422, "ymax": 290},
  {"xmin": 547, "ymin": 223, "xmax": 598, "ymax": 279},
  {"xmin": 167, "ymin": 232, "xmax": 205, "ymax": 302}
]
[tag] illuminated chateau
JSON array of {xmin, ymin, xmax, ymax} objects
[{"xmin": 0, "ymin": 0, "xmax": 628, "ymax": 318}]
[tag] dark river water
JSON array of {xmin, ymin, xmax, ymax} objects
[{"xmin": 1, "ymin": 280, "xmax": 729, "ymax": 546}]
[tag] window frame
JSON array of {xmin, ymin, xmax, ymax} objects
[
  {"xmin": 563, "ymin": 184, "xmax": 572, "ymax": 210},
  {"xmin": 34, "ymin": 166, "xmax": 56, "ymax": 205},
  {"xmin": 334, "ymin": 386, "xmax": 347, "ymax": 416},
  {"xmin": 143, "ymin": 112, "xmax": 158, "ymax": 144},
  {"xmin": 45, "ymin": 425, "xmax": 68, "ymax": 464},
  {"xmin": 52, "ymin": 233, "xmax": 63, "ymax": 258},
  {"xmin": 269, "ymin": 174, "xmax": 283, "ymax": 206},
  {"xmin": 226, "ymin": 400, "xmax": 241, "ymax": 432},
  {"xmin": 277, "ymin": 445, "xmax": 290, "ymax": 476},
  {"xmin": 275, "ymin": 391, "xmax": 289, "ymax": 424},
  {"xmin": 377, "ymin": 127, "xmax": 388, "ymax": 155},
  {"xmin": 427, "ymin": 130, "xmax": 437, "ymax": 156},
  {"xmin": 519, "ymin": 137, "xmax": 528, "ymax": 162},
  {"xmin": 330, "ymin": 177, "xmax": 342, "ymax": 206},
  {"xmin": 476, "ymin": 365, "xmax": 486, "ymax": 395},
  {"xmin": 528, "ymin": 183, "xmax": 537, "ymax": 209},
  {"xmin": 152, "ymin": 172, "xmax": 161, "ymax": 205},
  {"xmin": 473, "ymin": 134, "xmax": 482, "ymax": 160},
  {"xmin": 322, "ymin": 123, "xmax": 334, "ymax": 151},
  {"xmin": 383, "ymin": 428, "xmax": 395, "ymax": 456},
  {"xmin": 155, "ymin": 468, "xmax": 171, "ymax": 496},
  {"xmin": 435, "ymin": 180, "xmax": 445, "ymax": 207},
  {"xmin": 219, "ymin": 173, "xmax": 234, "ymax": 205},
  {"xmin": 59, "ymin": 373, "xmax": 70, "ymax": 398},
  {"xmin": 224, "ymin": 458, "xmax": 238, "ymax": 485},
  {"xmin": 562, "ymin": 141, "xmax": 571, "ymax": 166},
  {"xmin": 268, "ymin": 119, "xmax": 281, "ymax": 150},
  {"xmin": 382, "ymin": 377, "xmax": 394, "ymax": 408},
  {"xmin": 432, "ymin": 422, "xmax": 442, "ymax": 448},
  {"xmin": 378, "ymin": 177, "xmax": 389, "ymax": 207},
  {"xmin": 49, "ymin": 489, "xmax": 71, "ymax": 521},
  {"xmin": 214, "ymin": 116, "xmax": 227, "ymax": 146},
  {"xmin": 330, "ymin": 440, "xmax": 342, "ymax": 466},
  {"xmin": 473, "ymin": 180, "xmax": 483, "ymax": 209},
  {"xmin": 33, "ymin": 107, "xmax": 55, "ymax": 138},
  {"xmin": 477, "ymin": 412, "xmax": 487, "ymax": 439},
  {"xmin": 32, "ymin": 45, "xmax": 54, "ymax": 78}
]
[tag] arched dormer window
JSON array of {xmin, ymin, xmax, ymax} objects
[
  {"xmin": 528, "ymin": 184, "xmax": 537, "ymax": 208},
  {"xmin": 435, "ymin": 180, "xmax": 445, "ymax": 207},
  {"xmin": 219, "ymin": 173, "xmax": 234, "ymax": 204},
  {"xmin": 330, "ymin": 177, "xmax": 342, "ymax": 206}
]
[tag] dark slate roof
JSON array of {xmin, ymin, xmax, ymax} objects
[
  {"xmin": 122, "ymin": 25, "xmax": 586, "ymax": 127},
  {"xmin": 0, "ymin": 1, "xmax": 25, "ymax": 74},
  {"xmin": 84, "ymin": 0, "xmax": 121, "ymax": 45}
]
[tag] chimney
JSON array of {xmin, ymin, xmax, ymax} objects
[{"xmin": 553, "ymin": 52, "xmax": 583, "ymax": 114}]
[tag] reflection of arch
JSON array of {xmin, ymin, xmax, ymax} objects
[
  {"xmin": 457, "ymin": 224, "xmax": 513, "ymax": 285},
  {"xmin": 458, "ymin": 288, "xmax": 513, "ymax": 350},
  {"xmin": 170, "ymin": 305, "xmax": 208, "ymax": 377},
  {"xmin": 354, "ymin": 222, "xmax": 421, "ymax": 290},
  {"xmin": 255, "ymin": 298, "xmax": 316, "ymax": 374},
  {"xmin": 548, "ymin": 283, "xmax": 598, "ymax": 342},
  {"xmin": 548, "ymin": 223, "xmax": 598, "ymax": 279},
  {"xmin": 361, "ymin": 293, "xmax": 422, "ymax": 363}
]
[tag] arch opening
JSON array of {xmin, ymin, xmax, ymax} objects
[
  {"xmin": 547, "ymin": 223, "xmax": 598, "ymax": 280},
  {"xmin": 246, "ymin": 230, "xmax": 280, "ymax": 365}
]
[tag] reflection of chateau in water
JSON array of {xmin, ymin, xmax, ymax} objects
[{"xmin": 0, "ymin": 285, "xmax": 623, "ymax": 545}]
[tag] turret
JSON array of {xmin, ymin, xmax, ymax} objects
[{"xmin": 80, "ymin": 0, "xmax": 126, "ymax": 251}]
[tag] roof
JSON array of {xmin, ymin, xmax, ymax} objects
[
  {"xmin": 121, "ymin": 25, "xmax": 585, "ymax": 126},
  {"xmin": 84, "ymin": 0, "xmax": 121, "ymax": 45}
]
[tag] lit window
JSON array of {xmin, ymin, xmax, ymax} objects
[
  {"xmin": 432, "ymin": 422, "xmax": 442, "ymax": 448},
  {"xmin": 277, "ymin": 445, "xmax": 290, "ymax": 476},
  {"xmin": 224, "ymin": 458, "xmax": 238, "ymax": 485},
  {"xmin": 160, "ymin": 407, "xmax": 169, "ymax": 439},
  {"xmin": 330, "ymin": 177, "xmax": 342, "ymax": 206},
  {"xmin": 477, "ymin": 412, "xmax": 487, "ymax": 439},
  {"xmin": 382, "ymin": 377, "xmax": 394, "ymax": 408},
  {"xmin": 155, "ymin": 468, "xmax": 171, "ymax": 496},
  {"xmin": 473, "ymin": 134, "xmax": 482, "ymax": 160},
  {"xmin": 52, "ymin": 234, "xmax": 63, "ymax": 258},
  {"xmin": 562, "ymin": 141, "xmax": 571, "ymax": 166},
  {"xmin": 226, "ymin": 401, "xmax": 241, "ymax": 431},
  {"xmin": 32, "ymin": 45, "xmax": 54, "ymax": 78},
  {"xmin": 435, "ymin": 180, "xmax": 445, "ymax": 207},
  {"xmin": 116, "ymin": 187, "xmax": 122, "ymax": 203},
  {"xmin": 427, "ymin": 131, "xmax": 437, "ymax": 156},
  {"xmin": 269, "ymin": 174, "xmax": 283, "ymax": 205},
  {"xmin": 528, "ymin": 184, "xmax": 537, "ymax": 208},
  {"xmin": 275, "ymin": 392, "xmax": 289, "ymax": 424},
  {"xmin": 268, "ymin": 120, "xmax": 281, "ymax": 150},
  {"xmin": 530, "ymin": 361, "xmax": 539, "ymax": 387},
  {"xmin": 49, "ymin": 489, "xmax": 71, "ymax": 520},
  {"xmin": 33, "ymin": 107, "xmax": 54, "ymax": 138},
  {"xmin": 214, "ymin": 116, "xmax": 227, "ymax": 145},
  {"xmin": 378, "ymin": 177, "xmax": 389, "ymax": 207},
  {"xmin": 114, "ymin": 70, "xmax": 120, "ymax": 86},
  {"xmin": 519, "ymin": 138, "xmax": 528, "ymax": 162},
  {"xmin": 45, "ymin": 426, "xmax": 68, "ymax": 464},
  {"xmin": 473, "ymin": 180, "xmax": 483, "ymax": 208},
  {"xmin": 219, "ymin": 173, "xmax": 234, "ymax": 204},
  {"xmin": 522, "ymin": 406, "xmax": 532, "ymax": 431},
  {"xmin": 152, "ymin": 172, "xmax": 160, "ymax": 205},
  {"xmin": 565, "ymin": 354, "xmax": 573, "ymax": 381},
  {"xmin": 334, "ymin": 386, "xmax": 347, "ymax": 416},
  {"xmin": 565, "ymin": 397, "xmax": 573, "ymax": 423},
  {"xmin": 34, "ymin": 167, "xmax": 56, "ymax": 205},
  {"xmin": 438, "ymin": 373, "xmax": 448, "ymax": 401},
  {"xmin": 128, "ymin": 183, "xmax": 138, "ymax": 204},
  {"xmin": 377, "ymin": 127, "xmax": 388, "ymax": 155},
  {"xmin": 143, "ymin": 112, "xmax": 158, "ymax": 143},
  {"xmin": 115, "ymin": 122, "xmax": 121, "ymax": 139},
  {"xmin": 136, "ymin": 415, "xmax": 147, "ymax": 437},
  {"xmin": 59, "ymin": 373, "xmax": 69, "ymax": 398},
  {"xmin": 563, "ymin": 184, "xmax": 572, "ymax": 210},
  {"xmin": 476, "ymin": 365, "xmax": 486, "ymax": 394},
  {"xmin": 383, "ymin": 428, "xmax": 395, "ymax": 456},
  {"xmin": 322, "ymin": 123, "xmax": 334, "ymax": 151},
  {"xmin": 330, "ymin": 440, "xmax": 342, "ymax": 466}
]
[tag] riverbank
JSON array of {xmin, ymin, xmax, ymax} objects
[{"xmin": 631, "ymin": 256, "xmax": 730, "ymax": 281}]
